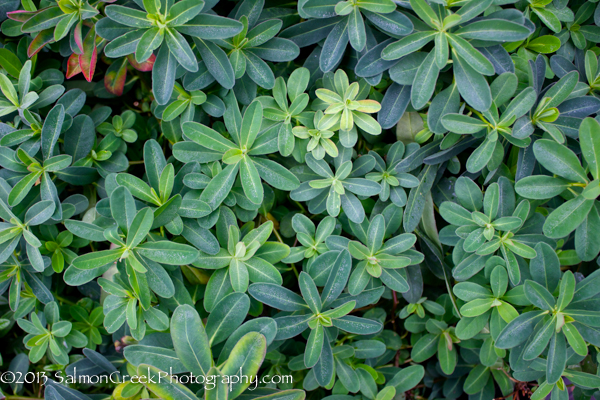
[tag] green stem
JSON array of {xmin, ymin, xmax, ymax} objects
[
  {"xmin": 442, "ymin": 265, "xmax": 461, "ymax": 318},
  {"xmin": 290, "ymin": 263, "xmax": 300, "ymax": 279},
  {"xmin": 272, "ymin": 227, "xmax": 284, "ymax": 244},
  {"xmin": 54, "ymin": 294, "xmax": 75, "ymax": 306},
  {"xmin": 293, "ymin": 200, "xmax": 307, "ymax": 214}
]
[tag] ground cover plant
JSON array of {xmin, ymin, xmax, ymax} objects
[{"xmin": 2, "ymin": 0, "xmax": 600, "ymax": 399}]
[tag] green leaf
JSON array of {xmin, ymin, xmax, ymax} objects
[
  {"xmin": 72, "ymin": 249, "xmax": 123, "ymax": 270},
  {"xmin": 579, "ymin": 117, "xmax": 600, "ymax": 181},
  {"xmin": 529, "ymin": 242, "xmax": 561, "ymax": 293},
  {"xmin": 387, "ymin": 365, "xmax": 425, "ymax": 392},
  {"xmin": 322, "ymin": 300, "xmax": 354, "ymax": 319},
  {"xmin": 240, "ymin": 157, "xmax": 263, "ymax": 205},
  {"xmin": 411, "ymin": 333, "xmax": 438, "ymax": 362},
  {"xmin": 442, "ymin": 114, "xmax": 487, "ymax": 134},
  {"xmin": 455, "ymin": 19, "xmax": 530, "ymax": 41},
  {"xmin": 545, "ymin": 71, "xmax": 578, "ymax": 109},
  {"xmin": 230, "ymin": 258, "xmax": 249, "ymax": 292},
  {"xmin": 452, "ymin": 51, "xmax": 492, "ymax": 112},
  {"xmin": 515, "ymin": 176, "xmax": 570, "ymax": 200},
  {"xmin": 24, "ymin": 200, "xmax": 55, "ymax": 226},
  {"xmin": 177, "ymin": 15, "xmax": 243, "ymax": 40},
  {"xmin": 461, "ymin": 298, "xmax": 494, "ymax": 317},
  {"xmin": 502, "ymin": 87, "xmax": 537, "ymax": 121},
  {"xmin": 563, "ymin": 323, "xmax": 587, "ymax": 356},
  {"xmin": 143, "ymin": 0, "xmax": 160, "ymax": 15},
  {"xmin": 0, "ymin": 73, "xmax": 18, "ymax": 107},
  {"xmin": 136, "ymin": 28, "xmax": 165, "ymax": 64},
  {"xmin": 543, "ymin": 196, "xmax": 595, "ymax": 239},
  {"xmin": 533, "ymin": 139, "xmax": 587, "ymax": 183},
  {"xmin": 495, "ymin": 311, "xmax": 545, "ymax": 349},
  {"xmin": 165, "ymin": 28, "xmax": 197, "ymax": 72},
  {"xmin": 166, "ymin": 0, "xmax": 204, "ymax": 27},
  {"xmin": 123, "ymin": 344, "xmax": 187, "ymax": 372},
  {"xmin": 54, "ymin": 13, "xmax": 77, "ymax": 41},
  {"xmin": 348, "ymin": 7, "xmax": 366, "ymax": 52},
  {"xmin": 137, "ymin": 364, "xmax": 199, "ymax": 400},
  {"xmin": 64, "ymin": 220, "xmax": 106, "ymax": 242},
  {"xmin": 105, "ymin": 6, "xmax": 152, "ymax": 28},
  {"xmin": 332, "ymin": 315, "xmax": 382, "ymax": 335},
  {"xmin": 382, "ymin": 31, "xmax": 436, "ymax": 61},
  {"xmin": 126, "ymin": 208, "xmax": 154, "ymax": 249},
  {"xmin": 110, "ymin": 185, "xmax": 137, "ymax": 234},
  {"xmin": 320, "ymin": 249, "xmax": 352, "ymax": 307},
  {"xmin": 153, "ymin": 44, "xmax": 178, "ymax": 106},
  {"xmin": 21, "ymin": 6, "xmax": 64, "ymax": 33},
  {"xmin": 299, "ymin": 271, "xmax": 322, "ymax": 314},
  {"xmin": 463, "ymin": 364, "xmax": 490, "ymax": 395},
  {"xmin": 531, "ymin": 7, "xmax": 561, "ymax": 33},
  {"xmin": 194, "ymin": 38, "xmax": 235, "ymax": 89},
  {"xmin": 304, "ymin": 323, "xmax": 324, "ymax": 368},
  {"xmin": 183, "ymin": 121, "xmax": 236, "ymax": 153},
  {"xmin": 434, "ymin": 32, "xmax": 448, "ymax": 69},
  {"xmin": 170, "ymin": 305, "xmax": 212, "ymax": 377},
  {"xmin": 439, "ymin": 201, "xmax": 473, "ymax": 226},
  {"xmin": 556, "ymin": 271, "xmax": 575, "ymax": 311},
  {"xmin": 41, "ymin": 104, "xmax": 65, "ymax": 160},
  {"xmin": 204, "ymin": 367, "xmax": 228, "ymax": 400},
  {"xmin": 0, "ymin": 48, "xmax": 23, "ymax": 78},
  {"xmin": 411, "ymin": 51, "xmax": 440, "ymax": 110},
  {"xmin": 205, "ymin": 292, "xmax": 250, "ymax": 345},
  {"xmin": 116, "ymin": 173, "xmax": 158, "ymax": 205},
  {"xmin": 437, "ymin": 334, "xmax": 457, "ymax": 375},
  {"xmin": 524, "ymin": 280, "xmax": 555, "ymax": 310},
  {"xmin": 136, "ymin": 241, "xmax": 198, "ymax": 265},
  {"xmin": 200, "ymin": 163, "xmax": 239, "ymax": 210},
  {"xmin": 526, "ymin": 35, "xmax": 561, "ymax": 53},
  {"xmin": 249, "ymin": 283, "xmax": 308, "ymax": 311},
  {"xmin": 244, "ymin": 50, "xmax": 275, "ymax": 89},
  {"xmin": 546, "ymin": 331, "xmax": 566, "ymax": 384},
  {"xmin": 253, "ymin": 158, "xmax": 300, "ymax": 190},
  {"xmin": 409, "ymin": 0, "xmax": 439, "ymax": 28},
  {"xmin": 523, "ymin": 316, "xmax": 555, "ymax": 360},
  {"xmin": 403, "ymin": 164, "xmax": 437, "ymax": 232},
  {"xmin": 447, "ymin": 34, "xmax": 494, "ymax": 76},
  {"xmin": 220, "ymin": 332, "xmax": 267, "ymax": 398},
  {"xmin": 563, "ymin": 370, "xmax": 600, "ymax": 389}
]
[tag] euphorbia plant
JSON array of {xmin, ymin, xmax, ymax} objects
[
  {"xmin": 194, "ymin": 220, "xmax": 289, "ymax": 294},
  {"xmin": 98, "ymin": 0, "xmax": 244, "ymax": 103},
  {"xmin": 182, "ymin": 100, "xmax": 300, "ymax": 207}
]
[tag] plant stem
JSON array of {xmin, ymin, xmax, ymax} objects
[
  {"xmin": 272, "ymin": 227, "xmax": 284, "ymax": 244},
  {"xmin": 54, "ymin": 294, "xmax": 75, "ymax": 305},
  {"xmin": 290, "ymin": 263, "xmax": 299, "ymax": 279},
  {"xmin": 293, "ymin": 201, "xmax": 307, "ymax": 214}
]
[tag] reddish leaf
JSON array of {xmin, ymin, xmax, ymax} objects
[
  {"xmin": 79, "ymin": 25, "xmax": 97, "ymax": 82},
  {"xmin": 127, "ymin": 53, "xmax": 155, "ymax": 72},
  {"xmin": 104, "ymin": 58, "xmax": 128, "ymax": 96},
  {"xmin": 6, "ymin": 10, "xmax": 36, "ymax": 22},
  {"xmin": 66, "ymin": 53, "xmax": 82, "ymax": 79},
  {"xmin": 28, "ymin": 28, "xmax": 55, "ymax": 57},
  {"xmin": 73, "ymin": 21, "xmax": 84, "ymax": 54}
]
